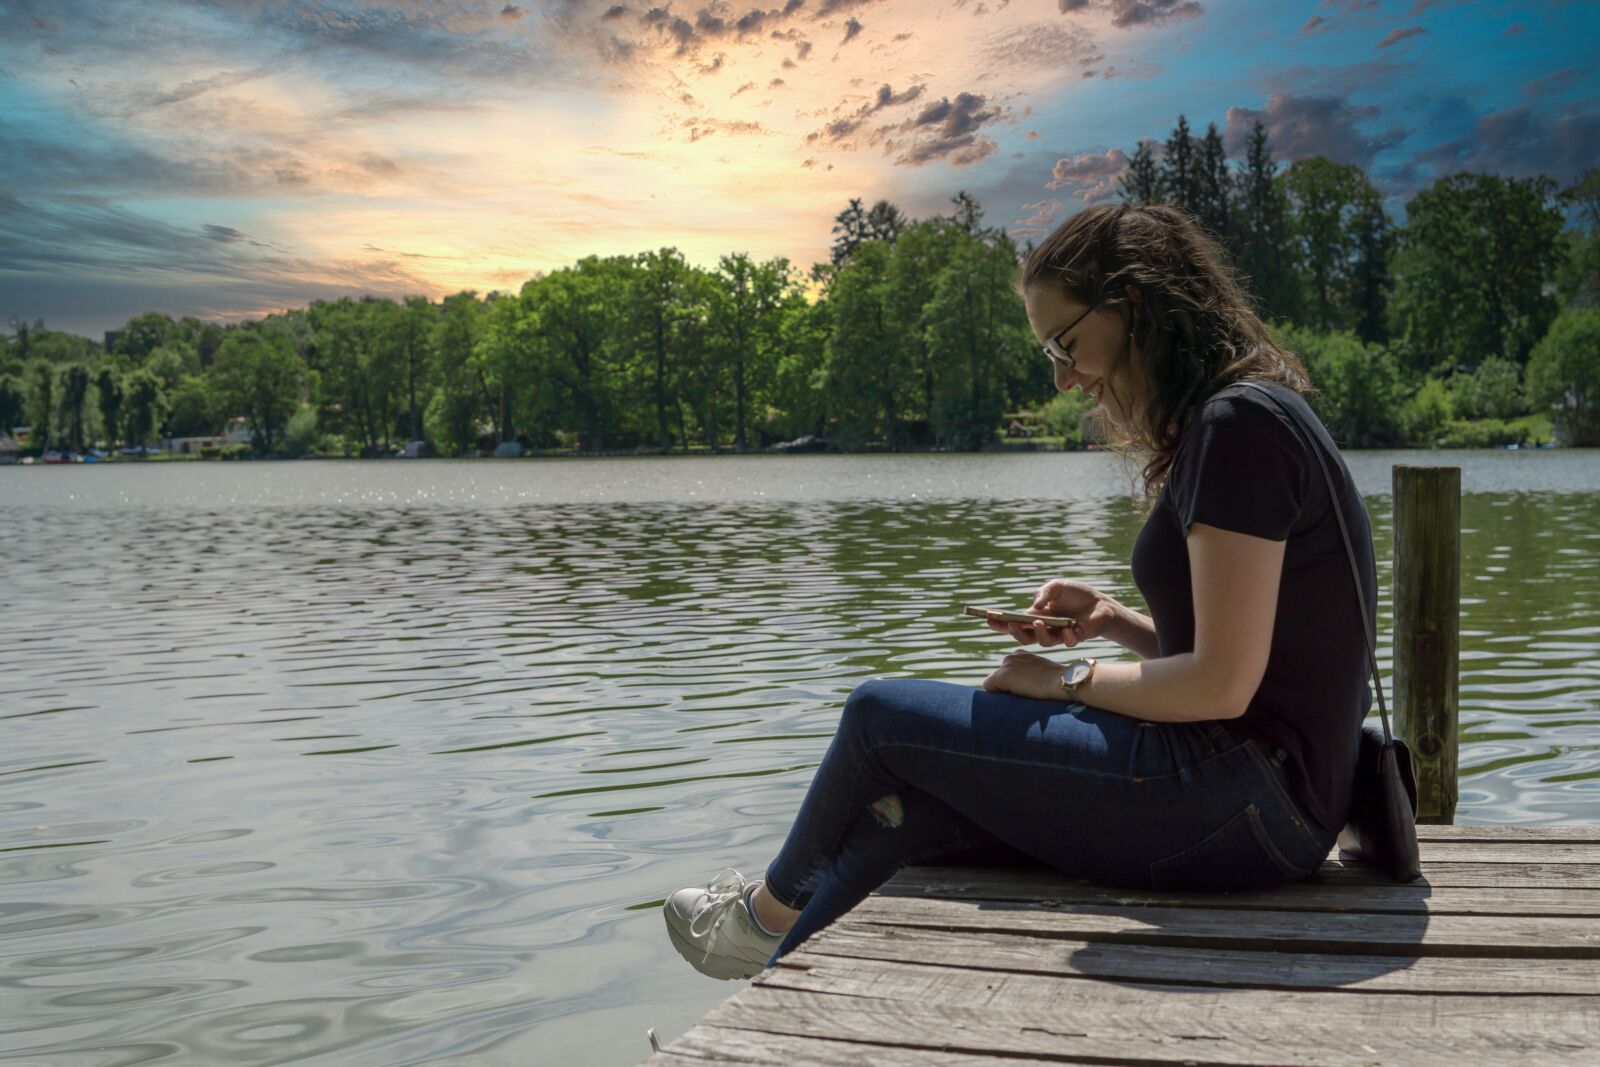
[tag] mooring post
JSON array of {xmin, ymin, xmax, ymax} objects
[{"xmin": 1391, "ymin": 465, "xmax": 1460, "ymax": 825}]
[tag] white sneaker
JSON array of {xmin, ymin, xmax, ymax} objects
[{"xmin": 663, "ymin": 868, "xmax": 784, "ymax": 980}]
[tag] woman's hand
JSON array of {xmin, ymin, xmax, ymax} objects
[
  {"xmin": 981, "ymin": 649, "xmax": 1071, "ymax": 701},
  {"xmin": 985, "ymin": 578, "xmax": 1121, "ymax": 649}
]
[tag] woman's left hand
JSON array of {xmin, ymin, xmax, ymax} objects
[{"xmin": 981, "ymin": 650, "xmax": 1068, "ymax": 701}]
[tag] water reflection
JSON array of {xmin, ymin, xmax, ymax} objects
[{"xmin": 1, "ymin": 454, "xmax": 1598, "ymax": 1065}]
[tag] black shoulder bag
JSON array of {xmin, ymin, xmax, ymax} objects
[{"xmin": 1238, "ymin": 381, "xmax": 1422, "ymax": 883}]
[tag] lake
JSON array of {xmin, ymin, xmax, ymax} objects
[{"xmin": 3, "ymin": 451, "xmax": 1599, "ymax": 1066}]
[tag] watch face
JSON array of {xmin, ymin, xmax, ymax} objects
[{"xmin": 1067, "ymin": 660, "xmax": 1093, "ymax": 686}]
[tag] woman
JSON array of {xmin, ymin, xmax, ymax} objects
[{"xmin": 663, "ymin": 202, "xmax": 1375, "ymax": 981}]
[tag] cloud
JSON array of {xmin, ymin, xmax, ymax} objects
[
  {"xmin": 842, "ymin": 17, "xmax": 863, "ymax": 45},
  {"xmin": 1043, "ymin": 147, "xmax": 1129, "ymax": 204},
  {"xmin": 891, "ymin": 92, "xmax": 1005, "ymax": 167},
  {"xmin": 1010, "ymin": 197, "xmax": 1063, "ymax": 237},
  {"xmin": 1301, "ymin": 16, "xmax": 1331, "ymax": 36},
  {"xmin": 985, "ymin": 21, "xmax": 1102, "ymax": 71},
  {"xmin": 1413, "ymin": 101, "xmax": 1600, "ymax": 186},
  {"xmin": 0, "ymin": 193, "xmax": 437, "ymax": 331},
  {"xmin": 1523, "ymin": 64, "xmax": 1596, "ymax": 98},
  {"xmin": 1224, "ymin": 91, "xmax": 1407, "ymax": 168},
  {"xmin": 1375, "ymin": 25, "xmax": 1426, "ymax": 49},
  {"xmin": 1057, "ymin": 0, "xmax": 1205, "ymax": 30},
  {"xmin": 805, "ymin": 82, "xmax": 927, "ymax": 145}
]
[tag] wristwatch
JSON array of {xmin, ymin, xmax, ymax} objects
[{"xmin": 1059, "ymin": 657, "xmax": 1097, "ymax": 695}]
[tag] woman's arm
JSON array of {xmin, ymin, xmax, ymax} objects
[
  {"xmin": 984, "ymin": 523, "xmax": 1284, "ymax": 723},
  {"xmin": 1100, "ymin": 599, "xmax": 1162, "ymax": 660}
]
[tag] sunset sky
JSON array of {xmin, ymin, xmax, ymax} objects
[{"xmin": 2, "ymin": 0, "xmax": 1596, "ymax": 337}]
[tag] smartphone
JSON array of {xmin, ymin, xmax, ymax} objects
[{"xmin": 963, "ymin": 605, "xmax": 1077, "ymax": 629}]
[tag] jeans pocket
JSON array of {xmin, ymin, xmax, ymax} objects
[
  {"xmin": 1242, "ymin": 740, "xmax": 1326, "ymax": 855},
  {"xmin": 1148, "ymin": 803, "xmax": 1311, "ymax": 892}
]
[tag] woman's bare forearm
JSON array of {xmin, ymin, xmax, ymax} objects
[{"xmin": 1102, "ymin": 599, "xmax": 1161, "ymax": 659}]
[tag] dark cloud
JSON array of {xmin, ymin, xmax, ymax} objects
[
  {"xmin": 842, "ymin": 17, "xmax": 863, "ymax": 44},
  {"xmin": 893, "ymin": 92, "xmax": 1004, "ymax": 167},
  {"xmin": 1319, "ymin": 0, "xmax": 1379, "ymax": 13},
  {"xmin": 1057, "ymin": 0, "xmax": 1205, "ymax": 29},
  {"xmin": 1523, "ymin": 64, "xmax": 1596, "ymax": 97},
  {"xmin": 804, "ymin": 82, "xmax": 926, "ymax": 145},
  {"xmin": 1375, "ymin": 25, "xmax": 1426, "ymax": 49},
  {"xmin": 0, "ymin": 193, "xmax": 436, "ymax": 333},
  {"xmin": 140, "ymin": 67, "xmax": 272, "ymax": 111},
  {"xmin": 1301, "ymin": 15, "xmax": 1330, "ymax": 36},
  {"xmin": 1224, "ymin": 92, "xmax": 1407, "ymax": 168},
  {"xmin": 1504, "ymin": 23, "xmax": 1524, "ymax": 36},
  {"xmin": 1413, "ymin": 101, "xmax": 1600, "ymax": 186}
]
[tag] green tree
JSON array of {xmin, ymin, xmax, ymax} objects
[
  {"xmin": 165, "ymin": 375, "xmax": 216, "ymax": 437},
  {"xmin": 822, "ymin": 238, "xmax": 900, "ymax": 448},
  {"xmin": 94, "ymin": 366, "xmax": 124, "ymax": 448},
  {"xmin": 886, "ymin": 218, "xmax": 966, "ymax": 434},
  {"xmin": 1234, "ymin": 120, "xmax": 1298, "ymax": 322},
  {"xmin": 1194, "ymin": 121, "xmax": 1231, "ymax": 241},
  {"xmin": 430, "ymin": 291, "xmax": 486, "ymax": 454},
  {"xmin": 1280, "ymin": 157, "xmax": 1385, "ymax": 334},
  {"xmin": 631, "ymin": 248, "xmax": 694, "ymax": 450},
  {"xmin": 114, "ymin": 312, "xmax": 178, "ymax": 362},
  {"xmin": 1527, "ymin": 307, "xmax": 1600, "ymax": 445},
  {"xmin": 1120, "ymin": 138, "xmax": 1162, "ymax": 204},
  {"xmin": 60, "ymin": 364, "xmax": 90, "ymax": 453},
  {"xmin": 923, "ymin": 234, "xmax": 1031, "ymax": 449},
  {"xmin": 831, "ymin": 198, "xmax": 870, "ymax": 265},
  {"xmin": 28, "ymin": 361, "xmax": 54, "ymax": 448},
  {"xmin": 711, "ymin": 252, "xmax": 790, "ymax": 451},
  {"xmin": 209, "ymin": 328, "xmax": 305, "ymax": 452},
  {"xmin": 865, "ymin": 199, "xmax": 908, "ymax": 243},
  {"xmin": 1278, "ymin": 324, "xmax": 1400, "ymax": 446},
  {"xmin": 1447, "ymin": 356, "xmax": 1525, "ymax": 421},
  {"xmin": 122, "ymin": 369, "xmax": 166, "ymax": 447},
  {"xmin": 0, "ymin": 373, "xmax": 25, "ymax": 434},
  {"xmin": 1390, "ymin": 173, "xmax": 1565, "ymax": 373},
  {"xmin": 1162, "ymin": 115, "xmax": 1196, "ymax": 213}
]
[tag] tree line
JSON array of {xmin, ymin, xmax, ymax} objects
[{"xmin": 3, "ymin": 119, "xmax": 1598, "ymax": 456}]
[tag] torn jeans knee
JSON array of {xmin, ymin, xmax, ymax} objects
[{"xmin": 868, "ymin": 793, "xmax": 904, "ymax": 828}]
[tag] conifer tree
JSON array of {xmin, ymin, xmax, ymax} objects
[{"xmin": 1162, "ymin": 115, "xmax": 1196, "ymax": 213}]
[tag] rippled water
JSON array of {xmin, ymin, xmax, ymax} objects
[{"xmin": 3, "ymin": 452, "xmax": 1599, "ymax": 1066}]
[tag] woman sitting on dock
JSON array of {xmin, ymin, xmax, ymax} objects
[{"xmin": 663, "ymin": 201, "xmax": 1376, "ymax": 980}]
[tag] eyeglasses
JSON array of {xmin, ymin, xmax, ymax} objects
[{"xmin": 1041, "ymin": 304, "xmax": 1095, "ymax": 374}]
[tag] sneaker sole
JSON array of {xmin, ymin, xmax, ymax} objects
[{"xmin": 663, "ymin": 908, "xmax": 767, "ymax": 981}]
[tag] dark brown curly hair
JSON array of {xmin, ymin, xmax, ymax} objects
[{"xmin": 1013, "ymin": 202, "xmax": 1312, "ymax": 496}]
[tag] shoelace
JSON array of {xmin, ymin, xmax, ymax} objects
[{"xmin": 686, "ymin": 867, "xmax": 749, "ymax": 965}]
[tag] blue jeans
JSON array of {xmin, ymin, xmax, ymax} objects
[{"xmin": 762, "ymin": 678, "xmax": 1338, "ymax": 963}]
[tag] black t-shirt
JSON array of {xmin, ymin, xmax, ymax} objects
[{"xmin": 1129, "ymin": 379, "xmax": 1375, "ymax": 833}]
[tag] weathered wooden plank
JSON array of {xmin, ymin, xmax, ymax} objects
[
  {"xmin": 884, "ymin": 868, "xmax": 1600, "ymax": 916},
  {"xmin": 1413, "ymin": 825, "xmax": 1600, "ymax": 842},
  {"xmin": 846, "ymin": 894, "xmax": 1600, "ymax": 958},
  {"xmin": 1406, "ymin": 842, "xmax": 1600, "ymax": 863},
  {"xmin": 1312, "ymin": 859, "xmax": 1600, "ymax": 888},
  {"xmin": 897, "ymin": 859, "xmax": 1600, "ymax": 892},
  {"xmin": 792, "ymin": 924, "xmax": 1600, "ymax": 995},
  {"xmin": 652, "ymin": 1026, "xmax": 1038, "ymax": 1065},
  {"xmin": 684, "ymin": 983, "xmax": 1599, "ymax": 1066}
]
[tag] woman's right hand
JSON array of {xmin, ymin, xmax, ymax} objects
[{"xmin": 985, "ymin": 579, "xmax": 1121, "ymax": 650}]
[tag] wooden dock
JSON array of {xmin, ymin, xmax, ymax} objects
[{"xmin": 645, "ymin": 824, "xmax": 1600, "ymax": 1066}]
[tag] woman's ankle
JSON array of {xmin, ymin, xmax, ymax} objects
[{"xmin": 749, "ymin": 882, "xmax": 799, "ymax": 934}]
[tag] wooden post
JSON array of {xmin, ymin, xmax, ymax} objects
[{"xmin": 1391, "ymin": 465, "xmax": 1460, "ymax": 824}]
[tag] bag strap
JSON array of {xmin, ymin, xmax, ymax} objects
[{"xmin": 1235, "ymin": 381, "xmax": 1393, "ymax": 748}]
